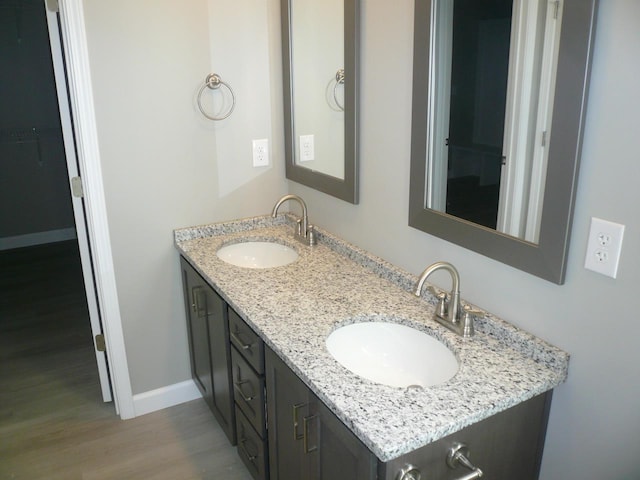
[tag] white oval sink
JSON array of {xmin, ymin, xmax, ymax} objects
[
  {"xmin": 326, "ymin": 322, "xmax": 458, "ymax": 388},
  {"xmin": 216, "ymin": 241, "xmax": 298, "ymax": 269}
]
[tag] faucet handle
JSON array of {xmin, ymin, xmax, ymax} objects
[
  {"xmin": 425, "ymin": 285, "xmax": 443, "ymax": 298},
  {"xmin": 461, "ymin": 305, "xmax": 482, "ymax": 337},
  {"xmin": 307, "ymin": 224, "xmax": 317, "ymax": 246},
  {"xmin": 423, "ymin": 286, "xmax": 449, "ymax": 318},
  {"xmin": 435, "ymin": 291, "xmax": 448, "ymax": 318}
]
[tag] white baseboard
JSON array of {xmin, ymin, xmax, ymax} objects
[
  {"xmin": 0, "ymin": 228, "xmax": 77, "ymax": 250},
  {"xmin": 132, "ymin": 379, "xmax": 202, "ymax": 417}
]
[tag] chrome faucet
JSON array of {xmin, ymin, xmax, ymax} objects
[
  {"xmin": 414, "ymin": 261, "xmax": 474, "ymax": 337},
  {"xmin": 271, "ymin": 194, "xmax": 316, "ymax": 246}
]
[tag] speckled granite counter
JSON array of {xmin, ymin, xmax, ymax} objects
[{"xmin": 174, "ymin": 215, "xmax": 569, "ymax": 462}]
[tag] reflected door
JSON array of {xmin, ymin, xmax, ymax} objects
[{"xmin": 445, "ymin": 0, "xmax": 512, "ymax": 229}]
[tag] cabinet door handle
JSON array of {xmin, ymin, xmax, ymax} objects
[
  {"xmin": 303, "ymin": 414, "xmax": 318, "ymax": 453},
  {"xmin": 292, "ymin": 403, "xmax": 307, "ymax": 440},
  {"xmin": 234, "ymin": 379, "xmax": 255, "ymax": 402},
  {"xmin": 230, "ymin": 329, "xmax": 254, "ymax": 350},
  {"xmin": 191, "ymin": 286, "xmax": 206, "ymax": 318}
]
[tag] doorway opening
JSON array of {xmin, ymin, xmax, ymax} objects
[{"xmin": 0, "ymin": 0, "xmax": 112, "ymax": 411}]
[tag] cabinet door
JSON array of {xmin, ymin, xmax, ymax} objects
[
  {"xmin": 205, "ymin": 284, "xmax": 236, "ymax": 444},
  {"xmin": 181, "ymin": 258, "xmax": 212, "ymax": 404},
  {"xmin": 180, "ymin": 257, "xmax": 236, "ymax": 444},
  {"xmin": 309, "ymin": 399, "xmax": 377, "ymax": 480},
  {"xmin": 265, "ymin": 347, "xmax": 377, "ymax": 480},
  {"xmin": 266, "ymin": 347, "xmax": 311, "ymax": 480}
]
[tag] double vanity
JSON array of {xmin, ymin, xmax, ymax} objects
[{"xmin": 174, "ymin": 210, "xmax": 568, "ymax": 480}]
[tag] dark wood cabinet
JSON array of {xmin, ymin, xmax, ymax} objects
[
  {"xmin": 180, "ymin": 257, "xmax": 236, "ymax": 444},
  {"xmin": 265, "ymin": 343, "xmax": 550, "ymax": 480},
  {"xmin": 181, "ymin": 255, "xmax": 552, "ymax": 480},
  {"xmin": 231, "ymin": 347, "xmax": 267, "ymax": 438},
  {"xmin": 236, "ymin": 407, "xmax": 269, "ymax": 480},
  {"xmin": 229, "ymin": 309, "xmax": 269, "ymax": 480},
  {"xmin": 265, "ymin": 347, "xmax": 377, "ymax": 480},
  {"xmin": 379, "ymin": 392, "xmax": 552, "ymax": 480}
]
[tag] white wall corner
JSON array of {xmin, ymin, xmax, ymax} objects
[{"xmin": 132, "ymin": 380, "xmax": 202, "ymax": 417}]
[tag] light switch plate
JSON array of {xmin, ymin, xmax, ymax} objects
[{"xmin": 584, "ymin": 217, "xmax": 625, "ymax": 278}]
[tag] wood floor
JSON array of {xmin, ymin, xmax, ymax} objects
[{"xmin": 0, "ymin": 241, "xmax": 253, "ymax": 479}]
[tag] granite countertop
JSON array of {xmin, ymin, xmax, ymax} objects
[{"xmin": 174, "ymin": 215, "xmax": 569, "ymax": 462}]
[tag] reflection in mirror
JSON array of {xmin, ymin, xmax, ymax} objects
[
  {"xmin": 281, "ymin": 0, "xmax": 360, "ymax": 203},
  {"xmin": 409, "ymin": 0, "xmax": 599, "ymax": 284},
  {"xmin": 426, "ymin": 0, "xmax": 563, "ymax": 243},
  {"xmin": 290, "ymin": 0, "xmax": 344, "ymax": 179}
]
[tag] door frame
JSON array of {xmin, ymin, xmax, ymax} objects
[
  {"xmin": 50, "ymin": 0, "xmax": 135, "ymax": 419},
  {"xmin": 45, "ymin": 2, "xmax": 112, "ymax": 403}
]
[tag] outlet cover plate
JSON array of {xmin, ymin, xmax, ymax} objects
[
  {"xmin": 584, "ymin": 217, "xmax": 625, "ymax": 278},
  {"xmin": 299, "ymin": 134, "xmax": 314, "ymax": 162},
  {"xmin": 252, "ymin": 138, "xmax": 269, "ymax": 167}
]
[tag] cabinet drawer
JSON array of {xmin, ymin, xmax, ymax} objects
[
  {"xmin": 231, "ymin": 346, "xmax": 266, "ymax": 438},
  {"xmin": 228, "ymin": 308, "xmax": 265, "ymax": 374},
  {"xmin": 236, "ymin": 408, "xmax": 269, "ymax": 480}
]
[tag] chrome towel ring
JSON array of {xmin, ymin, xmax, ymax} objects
[{"xmin": 197, "ymin": 73, "xmax": 236, "ymax": 121}]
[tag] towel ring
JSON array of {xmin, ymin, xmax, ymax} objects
[
  {"xmin": 333, "ymin": 68, "xmax": 345, "ymax": 112},
  {"xmin": 197, "ymin": 73, "xmax": 236, "ymax": 121}
]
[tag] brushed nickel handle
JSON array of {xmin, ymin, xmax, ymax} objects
[
  {"xmin": 230, "ymin": 329, "xmax": 253, "ymax": 350},
  {"xmin": 292, "ymin": 403, "xmax": 307, "ymax": 440},
  {"xmin": 233, "ymin": 379, "xmax": 255, "ymax": 402},
  {"xmin": 447, "ymin": 442, "xmax": 483, "ymax": 479},
  {"xmin": 396, "ymin": 464, "xmax": 421, "ymax": 480},
  {"xmin": 303, "ymin": 414, "xmax": 318, "ymax": 453},
  {"xmin": 191, "ymin": 286, "xmax": 205, "ymax": 317},
  {"xmin": 238, "ymin": 437, "xmax": 258, "ymax": 462}
]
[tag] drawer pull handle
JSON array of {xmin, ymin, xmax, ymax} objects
[
  {"xmin": 239, "ymin": 437, "xmax": 258, "ymax": 462},
  {"xmin": 292, "ymin": 403, "xmax": 307, "ymax": 440},
  {"xmin": 234, "ymin": 379, "xmax": 255, "ymax": 402},
  {"xmin": 396, "ymin": 464, "xmax": 421, "ymax": 480},
  {"xmin": 447, "ymin": 442, "xmax": 483, "ymax": 480},
  {"xmin": 230, "ymin": 329, "xmax": 254, "ymax": 350},
  {"xmin": 303, "ymin": 414, "xmax": 318, "ymax": 454}
]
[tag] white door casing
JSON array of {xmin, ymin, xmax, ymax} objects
[
  {"xmin": 45, "ymin": 1, "xmax": 112, "ymax": 403},
  {"xmin": 47, "ymin": 0, "xmax": 135, "ymax": 419}
]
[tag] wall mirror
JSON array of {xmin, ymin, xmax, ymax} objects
[
  {"xmin": 409, "ymin": 0, "xmax": 598, "ymax": 284},
  {"xmin": 281, "ymin": 0, "xmax": 360, "ymax": 203}
]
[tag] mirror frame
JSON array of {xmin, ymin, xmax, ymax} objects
[
  {"xmin": 281, "ymin": 0, "xmax": 360, "ymax": 204},
  {"xmin": 409, "ymin": 0, "xmax": 599, "ymax": 284}
]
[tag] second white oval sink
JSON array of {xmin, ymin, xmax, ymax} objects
[
  {"xmin": 326, "ymin": 322, "xmax": 458, "ymax": 388},
  {"xmin": 217, "ymin": 241, "xmax": 298, "ymax": 269}
]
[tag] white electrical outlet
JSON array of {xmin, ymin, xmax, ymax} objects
[
  {"xmin": 299, "ymin": 134, "xmax": 314, "ymax": 162},
  {"xmin": 584, "ymin": 217, "xmax": 625, "ymax": 278},
  {"xmin": 252, "ymin": 138, "xmax": 269, "ymax": 167}
]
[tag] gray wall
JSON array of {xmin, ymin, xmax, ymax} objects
[
  {"xmin": 82, "ymin": 0, "xmax": 287, "ymax": 393},
  {"xmin": 82, "ymin": 0, "xmax": 638, "ymax": 478}
]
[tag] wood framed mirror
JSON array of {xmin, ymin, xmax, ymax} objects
[
  {"xmin": 281, "ymin": 0, "xmax": 360, "ymax": 203},
  {"xmin": 409, "ymin": 0, "xmax": 599, "ymax": 284}
]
